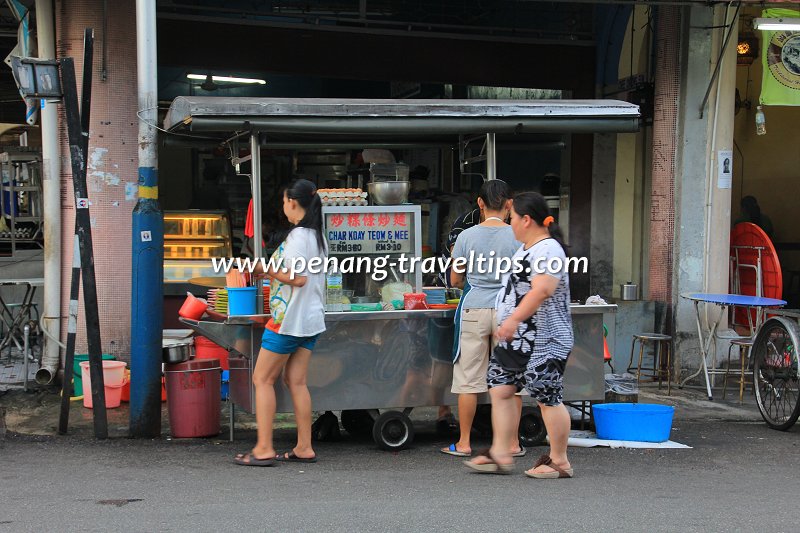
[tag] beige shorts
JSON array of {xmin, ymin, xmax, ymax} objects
[{"xmin": 452, "ymin": 308, "xmax": 497, "ymax": 394}]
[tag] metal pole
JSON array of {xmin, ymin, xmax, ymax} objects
[
  {"xmin": 58, "ymin": 26, "xmax": 98, "ymax": 433},
  {"xmin": 130, "ymin": 0, "xmax": 163, "ymax": 438},
  {"xmin": 58, "ymin": 234, "xmax": 82, "ymax": 434},
  {"xmin": 60, "ymin": 49, "xmax": 108, "ymax": 439},
  {"xmin": 486, "ymin": 133, "xmax": 497, "ymax": 181},
  {"xmin": 250, "ymin": 132, "xmax": 263, "ymax": 258},
  {"xmin": 250, "ymin": 133, "xmax": 263, "ymax": 313},
  {"xmin": 34, "ymin": 0, "xmax": 62, "ymax": 386}
]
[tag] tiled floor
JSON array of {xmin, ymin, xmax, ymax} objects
[{"xmin": 0, "ymin": 345, "xmax": 39, "ymax": 391}]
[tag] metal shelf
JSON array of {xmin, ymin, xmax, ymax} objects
[{"xmin": 1, "ymin": 151, "xmax": 43, "ymax": 256}]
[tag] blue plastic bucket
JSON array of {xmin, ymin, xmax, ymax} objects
[
  {"xmin": 592, "ymin": 403, "xmax": 675, "ymax": 443},
  {"xmin": 227, "ymin": 286, "xmax": 257, "ymax": 315}
]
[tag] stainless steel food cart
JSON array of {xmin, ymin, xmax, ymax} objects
[
  {"xmin": 181, "ymin": 303, "xmax": 615, "ymax": 449},
  {"xmin": 164, "ymin": 96, "xmax": 638, "ymax": 449}
]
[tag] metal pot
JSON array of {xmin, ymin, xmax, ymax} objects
[
  {"xmin": 162, "ymin": 341, "xmax": 193, "ymax": 364},
  {"xmin": 621, "ymin": 283, "xmax": 639, "ymax": 301},
  {"xmin": 368, "ymin": 181, "xmax": 410, "ymax": 205}
]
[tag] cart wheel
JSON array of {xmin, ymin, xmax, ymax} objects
[
  {"xmin": 341, "ymin": 409, "xmax": 374, "ymax": 438},
  {"xmin": 518, "ymin": 406, "xmax": 547, "ymax": 447},
  {"xmin": 372, "ymin": 410, "xmax": 414, "ymax": 451},
  {"xmin": 752, "ymin": 317, "xmax": 800, "ymax": 431},
  {"xmin": 311, "ymin": 411, "xmax": 342, "ymax": 442}
]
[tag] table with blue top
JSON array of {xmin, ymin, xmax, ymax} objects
[{"xmin": 680, "ymin": 293, "xmax": 786, "ymax": 400}]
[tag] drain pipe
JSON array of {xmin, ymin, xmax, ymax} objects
[{"xmin": 34, "ymin": 0, "xmax": 62, "ymax": 385}]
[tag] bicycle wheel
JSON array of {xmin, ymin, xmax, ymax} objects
[{"xmin": 752, "ymin": 317, "xmax": 800, "ymax": 430}]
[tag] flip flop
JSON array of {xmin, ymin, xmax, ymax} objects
[
  {"xmin": 276, "ymin": 451, "xmax": 318, "ymax": 463},
  {"xmin": 512, "ymin": 446, "xmax": 527, "ymax": 458},
  {"xmin": 525, "ymin": 454, "xmax": 573, "ymax": 479},
  {"xmin": 463, "ymin": 448, "xmax": 513, "ymax": 474},
  {"xmin": 234, "ymin": 452, "xmax": 275, "ymax": 467},
  {"xmin": 440, "ymin": 443, "xmax": 471, "ymax": 457}
]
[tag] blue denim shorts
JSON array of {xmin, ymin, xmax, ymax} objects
[{"xmin": 261, "ymin": 328, "xmax": 320, "ymax": 354}]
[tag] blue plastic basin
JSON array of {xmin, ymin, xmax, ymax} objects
[{"xmin": 592, "ymin": 403, "xmax": 675, "ymax": 443}]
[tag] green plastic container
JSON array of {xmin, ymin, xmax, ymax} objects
[{"xmin": 72, "ymin": 354, "xmax": 115, "ymax": 396}]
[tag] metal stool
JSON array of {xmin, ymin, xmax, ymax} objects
[
  {"xmin": 723, "ymin": 337, "xmax": 753, "ymax": 404},
  {"xmin": 628, "ymin": 333, "xmax": 672, "ymax": 394},
  {"xmin": 1, "ymin": 302, "xmax": 39, "ymax": 354}
]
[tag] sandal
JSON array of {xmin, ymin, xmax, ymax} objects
[
  {"xmin": 512, "ymin": 445, "xmax": 527, "ymax": 458},
  {"xmin": 463, "ymin": 448, "xmax": 513, "ymax": 474},
  {"xmin": 275, "ymin": 451, "xmax": 317, "ymax": 463},
  {"xmin": 234, "ymin": 452, "xmax": 276, "ymax": 467},
  {"xmin": 440, "ymin": 443, "xmax": 471, "ymax": 457},
  {"xmin": 525, "ymin": 454, "xmax": 573, "ymax": 479}
]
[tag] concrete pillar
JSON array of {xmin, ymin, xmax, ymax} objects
[
  {"xmin": 57, "ymin": 0, "xmax": 137, "ymax": 359},
  {"xmin": 590, "ymin": 133, "xmax": 616, "ymax": 298},
  {"xmin": 673, "ymin": 4, "xmax": 737, "ymax": 375}
]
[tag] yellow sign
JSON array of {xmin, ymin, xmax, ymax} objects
[{"xmin": 760, "ymin": 8, "xmax": 800, "ymax": 105}]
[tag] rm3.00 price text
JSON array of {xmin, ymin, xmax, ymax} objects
[{"xmin": 331, "ymin": 243, "xmax": 363, "ymax": 253}]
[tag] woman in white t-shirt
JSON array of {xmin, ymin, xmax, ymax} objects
[{"xmin": 235, "ymin": 179, "xmax": 327, "ymax": 467}]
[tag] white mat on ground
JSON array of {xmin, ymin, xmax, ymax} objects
[{"xmin": 547, "ymin": 430, "xmax": 691, "ymax": 449}]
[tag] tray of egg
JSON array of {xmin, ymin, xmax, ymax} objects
[{"xmin": 318, "ymin": 188, "xmax": 369, "ymax": 206}]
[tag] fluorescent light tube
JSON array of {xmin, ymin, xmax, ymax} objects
[
  {"xmin": 753, "ymin": 18, "xmax": 800, "ymax": 31},
  {"xmin": 186, "ymin": 74, "xmax": 266, "ymax": 84}
]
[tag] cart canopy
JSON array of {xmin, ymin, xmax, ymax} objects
[{"xmin": 164, "ymin": 97, "xmax": 640, "ymax": 143}]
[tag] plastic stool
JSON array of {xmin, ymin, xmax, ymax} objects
[
  {"xmin": 628, "ymin": 333, "xmax": 672, "ymax": 395},
  {"xmin": 723, "ymin": 337, "xmax": 753, "ymax": 404}
]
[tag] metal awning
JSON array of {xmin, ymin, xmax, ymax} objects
[{"xmin": 163, "ymin": 97, "xmax": 640, "ymax": 141}]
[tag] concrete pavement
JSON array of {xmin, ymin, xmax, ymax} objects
[{"xmin": 1, "ymin": 384, "xmax": 798, "ymax": 532}]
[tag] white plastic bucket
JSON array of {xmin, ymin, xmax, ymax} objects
[{"xmin": 80, "ymin": 360, "xmax": 128, "ymax": 409}]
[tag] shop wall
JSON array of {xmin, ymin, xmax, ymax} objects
[
  {"xmin": 613, "ymin": 5, "xmax": 652, "ymax": 300},
  {"xmin": 57, "ymin": 0, "xmax": 137, "ymax": 361},
  {"xmin": 733, "ymin": 43, "xmax": 800, "ymax": 276}
]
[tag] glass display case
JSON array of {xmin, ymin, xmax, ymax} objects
[
  {"xmin": 163, "ymin": 210, "xmax": 232, "ymax": 288},
  {"xmin": 322, "ymin": 205, "xmax": 422, "ymax": 311}
]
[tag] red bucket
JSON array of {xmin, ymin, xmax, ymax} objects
[
  {"xmin": 165, "ymin": 359, "xmax": 221, "ymax": 438},
  {"xmin": 194, "ymin": 335, "xmax": 229, "ymax": 370},
  {"xmin": 178, "ymin": 292, "xmax": 207, "ymax": 320}
]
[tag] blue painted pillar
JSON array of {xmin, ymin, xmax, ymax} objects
[
  {"xmin": 130, "ymin": 168, "xmax": 163, "ymax": 437},
  {"xmin": 130, "ymin": 0, "xmax": 163, "ymax": 437}
]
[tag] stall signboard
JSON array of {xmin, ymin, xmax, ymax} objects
[{"xmin": 326, "ymin": 212, "xmax": 412, "ymax": 254}]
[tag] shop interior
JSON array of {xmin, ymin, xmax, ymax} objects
[{"xmin": 732, "ymin": 8, "xmax": 800, "ymax": 307}]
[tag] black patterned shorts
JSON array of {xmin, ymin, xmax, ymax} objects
[{"xmin": 486, "ymin": 353, "xmax": 568, "ymax": 406}]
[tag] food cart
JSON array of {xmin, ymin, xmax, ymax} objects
[{"xmin": 164, "ymin": 97, "xmax": 639, "ymax": 449}]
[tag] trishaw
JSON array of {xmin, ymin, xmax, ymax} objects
[{"xmin": 751, "ymin": 310, "xmax": 800, "ymax": 430}]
